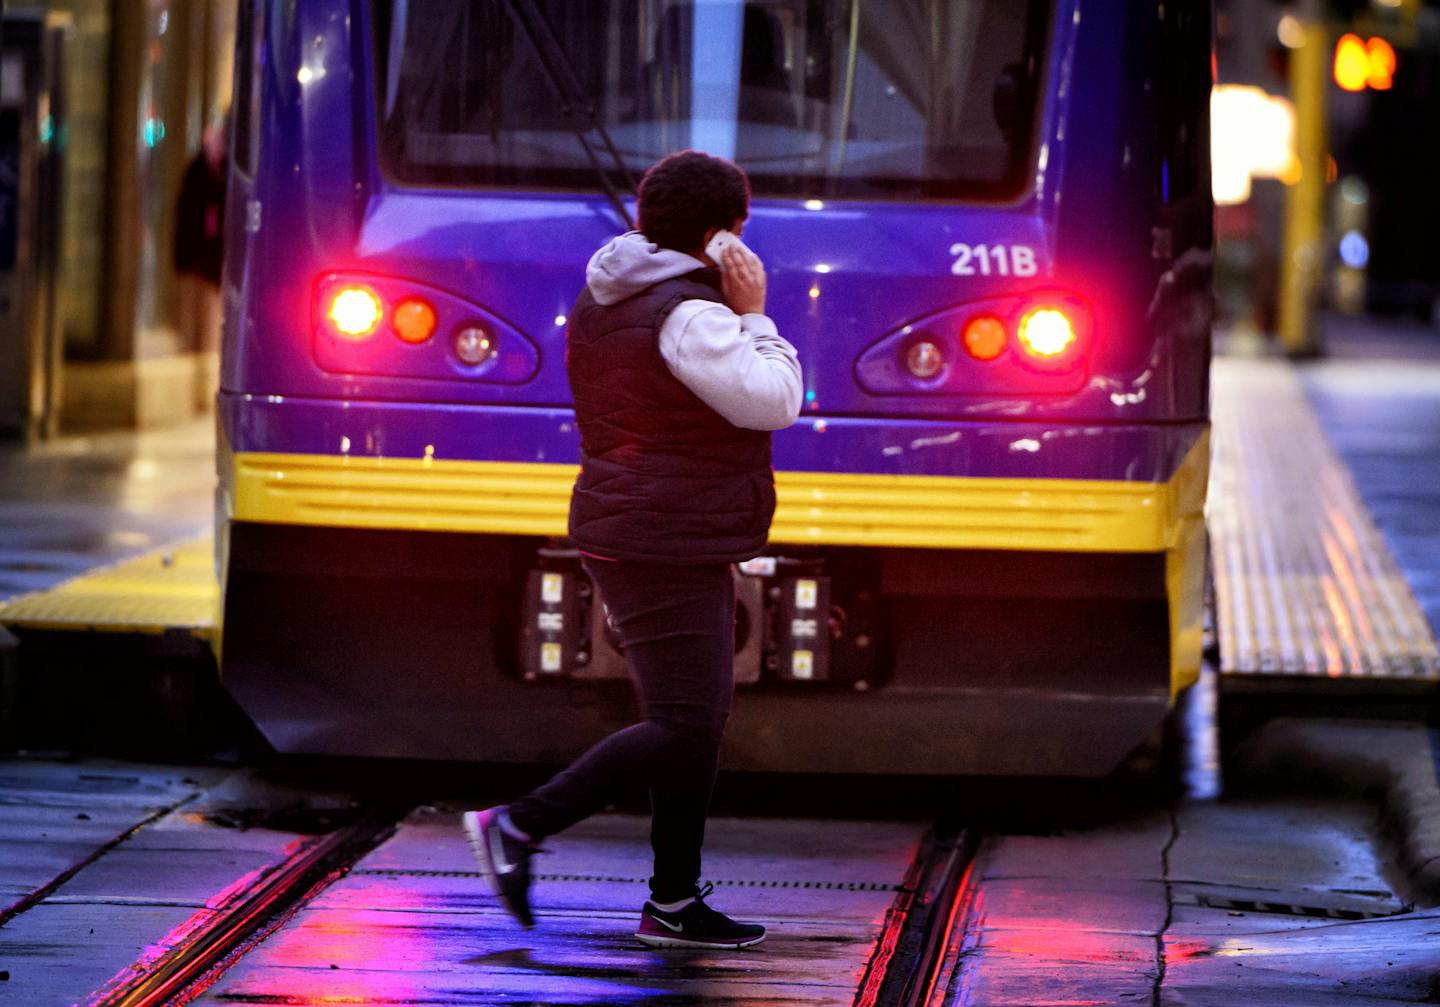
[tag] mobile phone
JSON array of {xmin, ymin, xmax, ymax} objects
[{"xmin": 704, "ymin": 229, "xmax": 750, "ymax": 268}]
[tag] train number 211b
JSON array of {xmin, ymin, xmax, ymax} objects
[{"xmin": 949, "ymin": 243, "xmax": 1038, "ymax": 277}]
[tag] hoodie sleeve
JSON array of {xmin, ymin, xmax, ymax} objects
[{"xmin": 658, "ymin": 300, "xmax": 803, "ymax": 431}]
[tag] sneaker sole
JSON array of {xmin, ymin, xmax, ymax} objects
[
  {"xmin": 634, "ymin": 931, "xmax": 766, "ymax": 950},
  {"xmin": 461, "ymin": 810, "xmax": 535, "ymax": 929}
]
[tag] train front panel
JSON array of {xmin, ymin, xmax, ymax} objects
[{"xmin": 216, "ymin": 0, "xmax": 1212, "ymax": 774}]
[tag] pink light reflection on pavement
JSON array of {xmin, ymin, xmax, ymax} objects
[
  {"xmin": 85, "ymin": 836, "xmax": 319, "ymax": 1004},
  {"xmin": 84, "ymin": 905, "xmax": 220, "ymax": 1003}
]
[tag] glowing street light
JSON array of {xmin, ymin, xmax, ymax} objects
[{"xmin": 1211, "ymin": 85, "xmax": 1300, "ymax": 205}]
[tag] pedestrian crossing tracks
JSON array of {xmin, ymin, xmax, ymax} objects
[{"xmin": 2, "ymin": 356, "xmax": 1437, "ymax": 695}]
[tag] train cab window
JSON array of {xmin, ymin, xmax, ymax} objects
[{"xmin": 371, "ymin": 0, "xmax": 1051, "ymax": 201}]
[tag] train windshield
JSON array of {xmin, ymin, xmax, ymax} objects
[{"xmin": 372, "ymin": 0, "xmax": 1050, "ymax": 201}]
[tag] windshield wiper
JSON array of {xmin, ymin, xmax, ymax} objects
[{"xmin": 503, "ymin": 0, "xmax": 637, "ymax": 230}]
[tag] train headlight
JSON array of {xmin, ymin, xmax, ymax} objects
[
  {"xmin": 905, "ymin": 340, "xmax": 944, "ymax": 379},
  {"xmin": 455, "ymin": 326, "xmax": 498, "ymax": 365},
  {"xmin": 328, "ymin": 287, "xmax": 383, "ymax": 339},
  {"xmin": 394, "ymin": 298, "xmax": 438, "ymax": 344},
  {"xmin": 1017, "ymin": 307, "xmax": 1077, "ymax": 359},
  {"xmin": 961, "ymin": 315, "xmax": 1007, "ymax": 361}
]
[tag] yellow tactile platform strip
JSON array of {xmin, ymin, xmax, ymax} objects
[
  {"xmin": 0, "ymin": 536, "xmax": 217, "ymax": 636},
  {"xmin": 1209, "ymin": 358, "xmax": 1440, "ymax": 679}
]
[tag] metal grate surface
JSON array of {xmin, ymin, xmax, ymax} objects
[
  {"xmin": 1209, "ymin": 358, "xmax": 1440, "ymax": 679},
  {"xmin": 0, "ymin": 536, "xmax": 217, "ymax": 635},
  {"xmin": 1174, "ymin": 891, "xmax": 1405, "ymax": 920},
  {"xmin": 354, "ymin": 868, "xmax": 903, "ymax": 891}
]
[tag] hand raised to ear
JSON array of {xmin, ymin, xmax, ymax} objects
[{"xmin": 721, "ymin": 242, "xmax": 766, "ymax": 317}]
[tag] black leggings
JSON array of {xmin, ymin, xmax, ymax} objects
[{"xmin": 506, "ymin": 558, "xmax": 736, "ymax": 903}]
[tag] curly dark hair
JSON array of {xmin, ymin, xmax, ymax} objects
[{"xmin": 636, "ymin": 150, "xmax": 750, "ymax": 253}]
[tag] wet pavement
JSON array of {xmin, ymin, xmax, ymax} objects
[
  {"xmin": 0, "ymin": 420, "xmax": 214, "ymax": 601},
  {"xmin": 0, "ymin": 760, "xmax": 225, "ymax": 1001},
  {"xmin": 0, "ymin": 762, "xmax": 930, "ymax": 1005},
  {"xmin": 940, "ymin": 791, "xmax": 1440, "ymax": 1006},
  {"xmin": 190, "ymin": 810, "xmax": 922, "ymax": 1006},
  {"xmin": 0, "ymin": 763, "xmax": 369, "ymax": 1004},
  {"xmin": 1158, "ymin": 797, "xmax": 1436, "ymax": 1007},
  {"xmin": 0, "ymin": 760, "xmax": 219, "ymax": 920},
  {"xmin": 4, "ymin": 749, "xmax": 1440, "ymax": 1005}
]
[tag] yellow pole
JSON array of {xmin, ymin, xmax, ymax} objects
[
  {"xmin": 1278, "ymin": 7, "xmax": 1328, "ymax": 356},
  {"xmin": 1399, "ymin": 0, "xmax": 1421, "ymax": 40}
]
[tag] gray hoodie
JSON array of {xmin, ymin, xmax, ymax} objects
[{"xmin": 584, "ymin": 232, "xmax": 803, "ymax": 432}]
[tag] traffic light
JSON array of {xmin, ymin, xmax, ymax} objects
[
  {"xmin": 1365, "ymin": 36, "xmax": 1395, "ymax": 90},
  {"xmin": 1334, "ymin": 33, "xmax": 1397, "ymax": 91}
]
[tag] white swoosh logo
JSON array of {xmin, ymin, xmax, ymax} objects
[
  {"xmin": 653, "ymin": 916, "xmax": 684, "ymax": 933},
  {"xmin": 489, "ymin": 828, "xmax": 515, "ymax": 875}
]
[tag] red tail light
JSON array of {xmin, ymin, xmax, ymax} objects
[
  {"xmin": 327, "ymin": 286, "xmax": 383, "ymax": 339},
  {"xmin": 1017, "ymin": 306, "xmax": 1078, "ymax": 360},
  {"xmin": 856, "ymin": 291, "xmax": 1091, "ymax": 397}
]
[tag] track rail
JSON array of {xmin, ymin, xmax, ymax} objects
[
  {"xmin": 80, "ymin": 809, "xmax": 968, "ymax": 1006},
  {"xmin": 88, "ymin": 816, "xmax": 397, "ymax": 1007},
  {"xmin": 854, "ymin": 828, "xmax": 980, "ymax": 1007}
]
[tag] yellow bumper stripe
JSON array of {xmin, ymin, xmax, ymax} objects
[{"xmin": 232, "ymin": 432, "xmax": 1209, "ymax": 554}]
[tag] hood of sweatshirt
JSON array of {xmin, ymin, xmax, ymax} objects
[{"xmin": 585, "ymin": 231, "xmax": 708, "ymax": 306}]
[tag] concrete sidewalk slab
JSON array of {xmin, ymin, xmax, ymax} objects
[
  {"xmin": 0, "ymin": 760, "xmax": 212, "ymax": 919},
  {"xmin": 1235, "ymin": 719, "xmax": 1440, "ymax": 904},
  {"xmin": 0, "ymin": 763, "xmax": 341, "ymax": 1005},
  {"xmin": 978, "ymin": 812, "xmax": 1171, "ymax": 882},
  {"xmin": 1169, "ymin": 799, "xmax": 1402, "ymax": 903},
  {"xmin": 1162, "ymin": 904, "xmax": 1440, "ymax": 1006},
  {"xmin": 949, "ymin": 957, "xmax": 1157, "ymax": 1006},
  {"xmin": 0, "ymin": 901, "xmax": 206, "ymax": 1004},
  {"xmin": 938, "ymin": 792, "xmax": 1425, "ymax": 1006},
  {"xmin": 935, "ymin": 815, "xmax": 1172, "ymax": 1006},
  {"xmin": 966, "ymin": 877, "xmax": 1168, "ymax": 936}
]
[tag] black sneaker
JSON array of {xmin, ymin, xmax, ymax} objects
[
  {"xmin": 462, "ymin": 807, "xmax": 540, "ymax": 928},
  {"xmin": 635, "ymin": 883, "xmax": 766, "ymax": 949}
]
